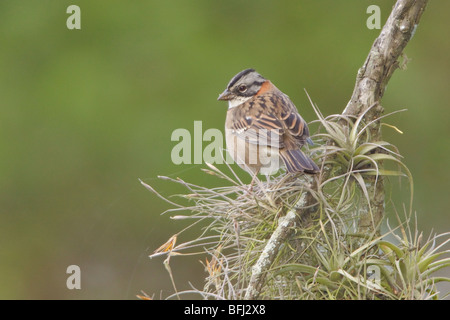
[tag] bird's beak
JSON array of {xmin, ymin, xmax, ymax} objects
[{"xmin": 217, "ymin": 89, "xmax": 234, "ymax": 101}]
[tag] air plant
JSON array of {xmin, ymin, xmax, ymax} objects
[{"xmin": 141, "ymin": 104, "xmax": 449, "ymax": 300}]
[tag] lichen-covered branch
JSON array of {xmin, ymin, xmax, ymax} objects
[
  {"xmin": 344, "ymin": 0, "xmax": 428, "ymax": 117},
  {"xmin": 244, "ymin": 0, "xmax": 429, "ymax": 299},
  {"xmin": 345, "ymin": 0, "xmax": 428, "ymax": 229},
  {"xmin": 244, "ymin": 180, "xmax": 314, "ymax": 300}
]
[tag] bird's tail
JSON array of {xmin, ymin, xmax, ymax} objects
[{"xmin": 280, "ymin": 149, "xmax": 319, "ymax": 174}]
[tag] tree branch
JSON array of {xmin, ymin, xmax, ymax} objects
[
  {"xmin": 345, "ymin": 0, "xmax": 428, "ymax": 229},
  {"xmin": 243, "ymin": 0, "xmax": 429, "ymax": 300},
  {"xmin": 344, "ymin": 0, "xmax": 428, "ymax": 117},
  {"xmin": 244, "ymin": 177, "xmax": 315, "ymax": 300}
]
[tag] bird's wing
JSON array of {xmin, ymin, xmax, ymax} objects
[
  {"xmin": 227, "ymin": 103, "xmax": 285, "ymax": 148},
  {"xmin": 227, "ymin": 92, "xmax": 311, "ymax": 149},
  {"xmin": 278, "ymin": 100, "xmax": 310, "ymax": 145}
]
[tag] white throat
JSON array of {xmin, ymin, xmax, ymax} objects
[{"xmin": 228, "ymin": 96, "xmax": 252, "ymax": 109}]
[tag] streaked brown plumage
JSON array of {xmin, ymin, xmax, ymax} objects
[{"xmin": 218, "ymin": 68, "xmax": 319, "ymax": 175}]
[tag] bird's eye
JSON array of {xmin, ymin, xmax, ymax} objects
[{"xmin": 238, "ymin": 85, "xmax": 247, "ymax": 93}]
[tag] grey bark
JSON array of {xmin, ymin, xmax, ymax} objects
[{"xmin": 244, "ymin": 0, "xmax": 429, "ymax": 300}]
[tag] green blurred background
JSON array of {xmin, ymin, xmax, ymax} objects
[{"xmin": 0, "ymin": 0, "xmax": 448, "ymax": 299}]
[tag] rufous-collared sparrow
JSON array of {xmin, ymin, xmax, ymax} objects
[{"xmin": 218, "ymin": 68, "xmax": 319, "ymax": 176}]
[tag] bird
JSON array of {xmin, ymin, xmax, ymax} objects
[{"xmin": 217, "ymin": 68, "xmax": 319, "ymax": 176}]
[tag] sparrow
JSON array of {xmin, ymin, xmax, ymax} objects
[{"xmin": 217, "ymin": 68, "xmax": 319, "ymax": 176}]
